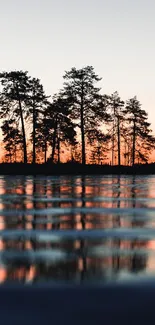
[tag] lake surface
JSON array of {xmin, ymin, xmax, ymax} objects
[{"xmin": 0, "ymin": 174, "xmax": 155, "ymax": 285}]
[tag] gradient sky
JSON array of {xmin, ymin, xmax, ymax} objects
[{"xmin": 0, "ymin": 0, "xmax": 155, "ymax": 130}]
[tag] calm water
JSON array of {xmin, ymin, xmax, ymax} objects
[{"xmin": 0, "ymin": 174, "xmax": 155, "ymax": 284}]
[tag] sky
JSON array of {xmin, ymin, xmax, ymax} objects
[{"xmin": 0, "ymin": 0, "xmax": 155, "ymax": 130}]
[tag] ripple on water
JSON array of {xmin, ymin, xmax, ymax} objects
[{"xmin": 0, "ymin": 175, "xmax": 154, "ymax": 284}]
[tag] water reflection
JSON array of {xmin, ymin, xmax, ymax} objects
[{"xmin": 0, "ymin": 175, "xmax": 155, "ymax": 284}]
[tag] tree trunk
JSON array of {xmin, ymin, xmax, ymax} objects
[
  {"xmin": 51, "ymin": 119, "xmax": 57, "ymax": 163},
  {"xmin": 16, "ymin": 86, "xmax": 27, "ymax": 163},
  {"xmin": 132, "ymin": 120, "xmax": 136, "ymax": 166},
  {"xmin": 124, "ymin": 140, "xmax": 127, "ymax": 165},
  {"xmin": 57, "ymin": 136, "xmax": 60, "ymax": 164},
  {"xmin": 44, "ymin": 140, "xmax": 47, "ymax": 163},
  {"xmin": 80, "ymin": 83, "xmax": 86, "ymax": 165},
  {"xmin": 14, "ymin": 144, "xmax": 17, "ymax": 162},
  {"xmin": 128, "ymin": 143, "xmax": 130, "ymax": 166},
  {"xmin": 117, "ymin": 117, "xmax": 121, "ymax": 166},
  {"xmin": 112, "ymin": 119, "xmax": 115, "ymax": 166},
  {"xmin": 9, "ymin": 149, "xmax": 12, "ymax": 163},
  {"xmin": 32, "ymin": 101, "xmax": 36, "ymax": 163}
]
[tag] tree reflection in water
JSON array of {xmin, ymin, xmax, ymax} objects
[{"xmin": 0, "ymin": 175, "xmax": 154, "ymax": 284}]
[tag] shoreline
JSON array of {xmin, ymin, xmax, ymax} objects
[{"xmin": 0, "ymin": 162, "xmax": 155, "ymax": 175}]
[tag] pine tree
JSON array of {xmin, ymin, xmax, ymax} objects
[
  {"xmin": 43, "ymin": 94, "xmax": 76, "ymax": 163},
  {"xmin": 26, "ymin": 77, "xmax": 47, "ymax": 163},
  {"xmin": 124, "ymin": 97, "xmax": 155, "ymax": 165},
  {"xmin": 109, "ymin": 92, "xmax": 124, "ymax": 166},
  {"xmin": 1, "ymin": 119, "xmax": 23, "ymax": 162},
  {"xmin": 63, "ymin": 66, "xmax": 109, "ymax": 165},
  {"xmin": 87, "ymin": 128, "xmax": 110, "ymax": 164},
  {"xmin": 0, "ymin": 71, "xmax": 30, "ymax": 163}
]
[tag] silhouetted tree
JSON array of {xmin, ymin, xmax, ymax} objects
[
  {"xmin": 121, "ymin": 126, "xmax": 132, "ymax": 165},
  {"xmin": 124, "ymin": 97, "xmax": 155, "ymax": 165},
  {"xmin": 70, "ymin": 142, "xmax": 82, "ymax": 163},
  {"xmin": 43, "ymin": 94, "xmax": 76, "ymax": 163},
  {"xmin": 109, "ymin": 92, "xmax": 124, "ymax": 166},
  {"xmin": 0, "ymin": 71, "xmax": 30, "ymax": 163},
  {"xmin": 87, "ymin": 129, "xmax": 110, "ymax": 164},
  {"xmin": 26, "ymin": 78, "xmax": 47, "ymax": 163},
  {"xmin": 90, "ymin": 145, "xmax": 106, "ymax": 164},
  {"xmin": 63, "ymin": 66, "xmax": 109, "ymax": 164},
  {"xmin": 34, "ymin": 115, "xmax": 50, "ymax": 163},
  {"xmin": 1, "ymin": 119, "xmax": 23, "ymax": 162}
]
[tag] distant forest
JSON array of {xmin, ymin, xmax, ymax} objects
[{"xmin": 0, "ymin": 66, "xmax": 154, "ymax": 166}]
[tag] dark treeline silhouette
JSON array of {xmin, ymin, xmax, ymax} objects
[{"xmin": 0, "ymin": 67, "xmax": 154, "ymax": 171}]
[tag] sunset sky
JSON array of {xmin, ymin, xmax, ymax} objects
[{"xmin": 0, "ymin": 0, "xmax": 155, "ymax": 131}]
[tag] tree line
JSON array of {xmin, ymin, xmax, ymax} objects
[{"xmin": 0, "ymin": 67, "xmax": 154, "ymax": 166}]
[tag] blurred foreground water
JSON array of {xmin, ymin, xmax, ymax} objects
[{"xmin": 0, "ymin": 174, "xmax": 155, "ymax": 285}]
